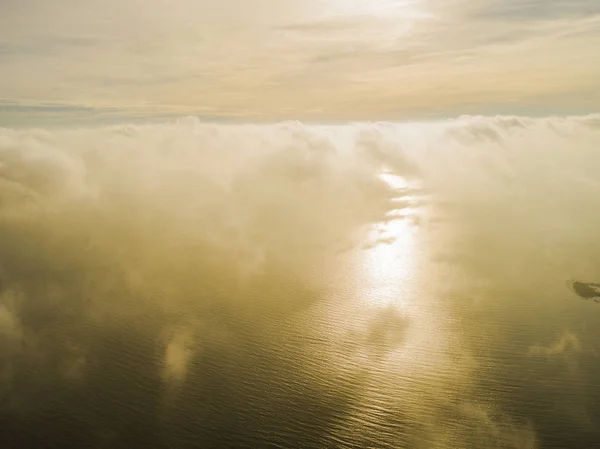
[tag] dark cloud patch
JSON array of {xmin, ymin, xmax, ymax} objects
[{"xmin": 471, "ymin": 0, "xmax": 600, "ymax": 21}]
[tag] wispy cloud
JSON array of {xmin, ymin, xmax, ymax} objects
[
  {"xmin": 1, "ymin": 0, "xmax": 599, "ymax": 123},
  {"xmin": 528, "ymin": 331, "xmax": 582, "ymax": 357},
  {"xmin": 469, "ymin": 0, "xmax": 600, "ymax": 21}
]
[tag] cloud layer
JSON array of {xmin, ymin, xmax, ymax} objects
[
  {"xmin": 1, "ymin": 115, "xmax": 600, "ymax": 447},
  {"xmin": 1, "ymin": 0, "xmax": 600, "ymax": 123}
]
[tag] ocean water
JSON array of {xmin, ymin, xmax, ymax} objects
[{"xmin": 1, "ymin": 115, "xmax": 600, "ymax": 448}]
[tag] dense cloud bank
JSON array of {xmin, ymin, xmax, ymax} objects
[{"xmin": 1, "ymin": 115, "xmax": 600, "ymax": 448}]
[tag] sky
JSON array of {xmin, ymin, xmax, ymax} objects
[{"xmin": 1, "ymin": 0, "xmax": 600, "ymax": 125}]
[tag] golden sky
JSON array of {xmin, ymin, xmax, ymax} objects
[{"xmin": 1, "ymin": 0, "xmax": 600, "ymax": 123}]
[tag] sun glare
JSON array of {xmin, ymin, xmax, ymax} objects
[
  {"xmin": 325, "ymin": 0, "xmax": 424, "ymax": 18},
  {"xmin": 327, "ymin": 0, "xmax": 428, "ymax": 21},
  {"xmin": 379, "ymin": 172, "xmax": 410, "ymax": 190}
]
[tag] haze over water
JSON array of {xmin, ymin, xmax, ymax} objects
[{"xmin": 1, "ymin": 116, "xmax": 600, "ymax": 448}]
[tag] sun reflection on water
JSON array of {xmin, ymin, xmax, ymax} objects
[
  {"xmin": 363, "ymin": 218, "xmax": 417, "ymax": 309},
  {"xmin": 355, "ymin": 169, "xmax": 458, "ymax": 369},
  {"xmin": 360, "ymin": 172, "xmax": 419, "ymax": 309},
  {"xmin": 307, "ymin": 169, "xmax": 473, "ymax": 447}
]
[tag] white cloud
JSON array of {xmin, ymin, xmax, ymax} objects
[
  {"xmin": 528, "ymin": 331, "xmax": 582, "ymax": 357},
  {"xmin": 0, "ymin": 304, "xmax": 21, "ymax": 340},
  {"xmin": 0, "ymin": 293, "xmax": 23, "ymax": 389},
  {"xmin": 162, "ymin": 326, "xmax": 196, "ymax": 384},
  {"xmin": 0, "ymin": 115, "xmax": 599, "ymax": 444}
]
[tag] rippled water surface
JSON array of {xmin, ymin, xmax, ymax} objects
[{"xmin": 1, "ymin": 116, "xmax": 600, "ymax": 448}]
